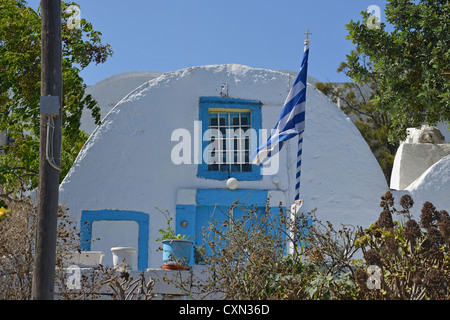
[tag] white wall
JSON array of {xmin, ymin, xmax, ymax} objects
[
  {"xmin": 405, "ymin": 155, "xmax": 450, "ymax": 216},
  {"xmin": 390, "ymin": 143, "xmax": 450, "ymax": 190},
  {"xmin": 59, "ymin": 64, "xmax": 388, "ymax": 268},
  {"xmin": 81, "ymin": 71, "xmax": 163, "ymax": 134}
]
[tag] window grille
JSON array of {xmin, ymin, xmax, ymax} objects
[{"xmin": 207, "ymin": 111, "xmax": 252, "ymax": 172}]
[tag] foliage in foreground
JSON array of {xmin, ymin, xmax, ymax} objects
[
  {"xmin": 0, "ymin": 198, "xmax": 154, "ymax": 300},
  {"xmin": 0, "ymin": 191, "xmax": 448, "ymax": 300},
  {"xmin": 189, "ymin": 199, "xmax": 359, "ymax": 300},
  {"xmin": 355, "ymin": 191, "xmax": 450, "ymax": 300},
  {"xmin": 188, "ymin": 191, "xmax": 449, "ymax": 300}
]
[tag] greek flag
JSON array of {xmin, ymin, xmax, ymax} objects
[{"xmin": 250, "ymin": 42, "xmax": 309, "ymax": 165}]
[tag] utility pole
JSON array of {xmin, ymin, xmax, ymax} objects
[{"xmin": 32, "ymin": 0, "xmax": 62, "ymax": 300}]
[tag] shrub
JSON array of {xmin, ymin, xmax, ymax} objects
[
  {"xmin": 355, "ymin": 191, "xmax": 450, "ymax": 300},
  {"xmin": 192, "ymin": 199, "xmax": 360, "ymax": 300},
  {"xmin": 0, "ymin": 197, "xmax": 84, "ymax": 299},
  {"xmin": 0, "ymin": 196, "xmax": 154, "ymax": 300},
  {"xmin": 0, "ymin": 198, "xmax": 37, "ymax": 299}
]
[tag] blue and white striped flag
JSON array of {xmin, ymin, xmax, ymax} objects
[{"xmin": 250, "ymin": 41, "xmax": 309, "ymax": 166}]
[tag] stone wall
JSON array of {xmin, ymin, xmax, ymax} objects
[{"xmin": 56, "ymin": 266, "xmax": 222, "ymax": 300}]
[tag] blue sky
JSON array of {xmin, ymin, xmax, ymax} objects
[{"xmin": 30, "ymin": 0, "xmax": 388, "ymax": 85}]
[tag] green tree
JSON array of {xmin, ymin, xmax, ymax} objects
[
  {"xmin": 0, "ymin": 0, "xmax": 113, "ymax": 199},
  {"xmin": 342, "ymin": 0, "xmax": 449, "ymax": 144}
]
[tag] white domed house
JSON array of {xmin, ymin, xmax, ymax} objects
[
  {"xmin": 390, "ymin": 125, "xmax": 450, "ymax": 217},
  {"xmin": 59, "ymin": 64, "xmax": 389, "ymax": 270}
]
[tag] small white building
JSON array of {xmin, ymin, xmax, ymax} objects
[
  {"xmin": 390, "ymin": 125, "xmax": 450, "ymax": 217},
  {"xmin": 59, "ymin": 64, "xmax": 389, "ymax": 269}
]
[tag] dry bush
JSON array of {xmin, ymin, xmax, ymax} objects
[
  {"xmin": 0, "ymin": 198, "xmax": 36, "ymax": 299},
  {"xmin": 0, "ymin": 197, "xmax": 82, "ymax": 299},
  {"xmin": 191, "ymin": 200, "xmax": 359, "ymax": 300},
  {"xmin": 0, "ymin": 196, "xmax": 155, "ymax": 300},
  {"xmin": 355, "ymin": 191, "xmax": 450, "ymax": 300}
]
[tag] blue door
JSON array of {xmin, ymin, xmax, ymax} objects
[
  {"xmin": 175, "ymin": 189, "xmax": 268, "ymax": 261},
  {"xmin": 195, "ymin": 204, "xmax": 249, "ymax": 253}
]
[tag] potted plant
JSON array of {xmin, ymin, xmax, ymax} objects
[{"xmin": 157, "ymin": 209, "xmax": 193, "ymax": 270}]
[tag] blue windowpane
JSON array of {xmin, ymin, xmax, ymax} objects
[
  {"xmin": 209, "ymin": 114, "xmax": 218, "ymax": 126},
  {"xmin": 245, "ymin": 137, "xmax": 250, "ymax": 150},
  {"xmin": 240, "ymin": 114, "xmax": 250, "ymax": 125},
  {"xmin": 219, "ymin": 114, "xmax": 227, "ymax": 126},
  {"xmin": 208, "ymin": 164, "xmax": 219, "ymax": 171},
  {"xmin": 230, "ymin": 113, "xmax": 240, "ymax": 126}
]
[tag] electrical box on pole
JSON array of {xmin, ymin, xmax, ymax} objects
[{"xmin": 40, "ymin": 96, "xmax": 60, "ymax": 116}]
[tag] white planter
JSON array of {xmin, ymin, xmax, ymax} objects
[
  {"xmin": 111, "ymin": 247, "xmax": 137, "ymax": 271},
  {"xmin": 65, "ymin": 251, "xmax": 105, "ymax": 268}
]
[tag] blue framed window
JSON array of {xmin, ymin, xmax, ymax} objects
[
  {"xmin": 197, "ymin": 96, "xmax": 262, "ymax": 181},
  {"xmin": 80, "ymin": 210, "xmax": 149, "ymax": 270}
]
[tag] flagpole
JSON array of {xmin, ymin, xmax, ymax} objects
[
  {"xmin": 288, "ymin": 32, "xmax": 311, "ymax": 256},
  {"xmin": 295, "ymin": 133, "xmax": 303, "ymax": 201},
  {"xmin": 294, "ymin": 33, "xmax": 310, "ymax": 202},
  {"xmin": 250, "ymin": 29, "xmax": 311, "ymax": 256}
]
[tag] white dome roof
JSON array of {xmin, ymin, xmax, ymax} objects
[{"xmin": 81, "ymin": 71, "xmax": 163, "ymax": 134}]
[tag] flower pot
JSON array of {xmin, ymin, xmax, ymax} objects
[
  {"xmin": 161, "ymin": 239, "xmax": 193, "ymax": 270},
  {"xmin": 111, "ymin": 247, "xmax": 137, "ymax": 271},
  {"xmin": 65, "ymin": 251, "xmax": 105, "ymax": 269}
]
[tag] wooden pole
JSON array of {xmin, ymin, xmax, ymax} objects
[{"xmin": 32, "ymin": 0, "xmax": 62, "ymax": 300}]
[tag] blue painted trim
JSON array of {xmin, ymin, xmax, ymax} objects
[
  {"xmin": 199, "ymin": 96, "xmax": 261, "ymax": 106},
  {"xmin": 176, "ymin": 189, "xmax": 269, "ymax": 240},
  {"xmin": 175, "ymin": 204, "xmax": 196, "ymax": 240},
  {"xmin": 175, "ymin": 189, "xmax": 298, "ymax": 264},
  {"xmin": 175, "ymin": 204, "xmax": 197, "ymax": 265},
  {"xmin": 80, "ymin": 210, "xmax": 149, "ymax": 270},
  {"xmin": 197, "ymin": 96, "xmax": 262, "ymax": 181},
  {"xmin": 196, "ymin": 189, "xmax": 267, "ymax": 207}
]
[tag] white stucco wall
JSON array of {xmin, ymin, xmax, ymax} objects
[
  {"xmin": 405, "ymin": 155, "xmax": 450, "ymax": 216},
  {"xmin": 390, "ymin": 143, "xmax": 450, "ymax": 190},
  {"xmin": 81, "ymin": 71, "xmax": 163, "ymax": 135},
  {"xmin": 59, "ymin": 64, "xmax": 388, "ymax": 268},
  {"xmin": 436, "ymin": 122, "xmax": 450, "ymax": 143}
]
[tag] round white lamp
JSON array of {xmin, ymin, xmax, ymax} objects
[{"xmin": 226, "ymin": 177, "xmax": 238, "ymax": 190}]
